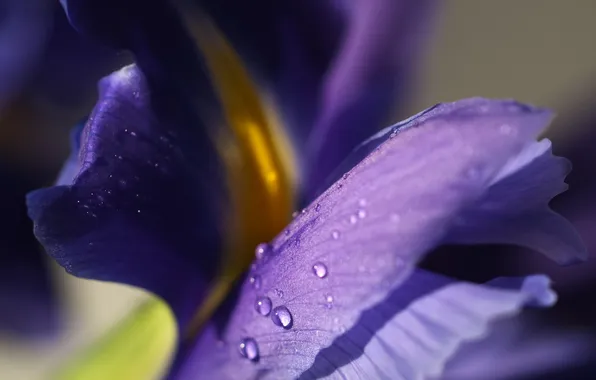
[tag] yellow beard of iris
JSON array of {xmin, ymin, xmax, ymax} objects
[{"xmin": 183, "ymin": 15, "xmax": 297, "ymax": 339}]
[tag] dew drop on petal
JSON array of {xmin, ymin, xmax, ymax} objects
[
  {"xmin": 331, "ymin": 230, "xmax": 340, "ymax": 240},
  {"xmin": 239, "ymin": 338, "xmax": 259, "ymax": 362},
  {"xmin": 249, "ymin": 275, "xmax": 261, "ymax": 290},
  {"xmin": 255, "ymin": 243, "xmax": 270, "ymax": 260},
  {"xmin": 349, "ymin": 215, "xmax": 358, "ymax": 224},
  {"xmin": 358, "ymin": 209, "xmax": 366, "ymax": 219},
  {"xmin": 271, "ymin": 306, "xmax": 293, "ymax": 329},
  {"xmin": 499, "ymin": 124, "xmax": 513, "ymax": 135},
  {"xmin": 255, "ymin": 296, "xmax": 272, "ymax": 316},
  {"xmin": 325, "ymin": 294, "xmax": 334, "ymax": 309},
  {"xmin": 312, "ymin": 262, "xmax": 328, "ymax": 278},
  {"xmin": 358, "ymin": 198, "xmax": 367, "ymax": 207},
  {"xmin": 315, "ymin": 203, "xmax": 321, "ymax": 212}
]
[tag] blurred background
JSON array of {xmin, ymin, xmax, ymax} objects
[{"xmin": 0, "ymin": 1, "xmax": 595, "ymax": 379}]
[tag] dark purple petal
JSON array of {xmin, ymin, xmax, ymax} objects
[
  {"xmin": 60, "ymin": 0, "xmax": 216, "ymax": 105},
  {"xmin": 0, "ymin": 162, "xmax": 60, "ymax": 337},
  {"xmin": 34, "ymin": 6, "xmax": 127, "ymax": 109},
  {"xmin": 171, "ymin": 98, "xmax": 584, "ymax": 378},
  {"xmin": 27, "ymin": 65, "xmax": 226, "ymax": 328},
  {"xmin": 55, "ymin": 120, "xmax": 85, "ymax": 186}
]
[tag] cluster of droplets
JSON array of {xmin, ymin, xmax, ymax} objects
[{"xmin": 241, "ymin": 239, "xmax": 335, "ymax": 362}]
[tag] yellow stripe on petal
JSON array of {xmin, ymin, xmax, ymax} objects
[
  {"xmin": 183, "ymin": 16, "xmax": 297, "ymax": 338},
  {"xmin": 55, "ymin": 297, "xmax": 177, "ymax": 380}
]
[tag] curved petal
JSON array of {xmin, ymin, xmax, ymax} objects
[
  {"xmin": 0, "ymin": 163, "xmax": 60, "ymax": 337},
  {"xmin": 442, "ymin": 316, "xmax": 596, "ymax": 380},
  {"xmin": 27, "ymin": 65, "xmax": 226, "ymax": 328},
  {"xmin": 171, "ymin": 98, "xmax": 584, "ymax": 378}
]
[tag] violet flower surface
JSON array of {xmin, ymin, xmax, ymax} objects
[{"xmin": 27, "ymin": 0, "xmax": 587, "ymax": 379}]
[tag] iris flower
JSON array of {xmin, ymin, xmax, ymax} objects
[{"xmin": 26, "ymin": 0, "xmax": 587, "ymax": 379}]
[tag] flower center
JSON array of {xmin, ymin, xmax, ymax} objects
[{"xmin": 184, "ymin": 16, "xmax": 297, "ymax": 338}]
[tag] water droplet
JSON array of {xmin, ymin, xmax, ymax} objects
[
  {"xmin": 315, "ymin": 203, "xmax": 321, "ymax": 212},
  {"xmin": 130, "ymin": 131, "xmax": 137, "ymax": 137},
  {"xmin": 249, "ymin": 275, "xmax": 261, "ymax": 290},
  {"xmin": 358, "ymin": 210, "xmax": 367, "ymax": 219},
  {"xmin": 349, "ymin": 215, "xmax": 358, "ymax": 224},
  {"xmin": 331, "ymin": 230, "xmax": 340, "ymax": 240},
  {"xmin": 271, "ymin": 306, "xmax": 293, "ymax": 329},
  {"xmin": 312, "ymin": 262, "xmax": 328, "ymax": 278},
  {"xmin": 337, "ymin": 183, "xmax": 343, "ymax": 189},
  {"xmin": 255, "ymin": 243, "xmax": 270, "ymax": 260},
  {"xmin": 255, "ymin": 296, "xmax": 272, "ymax": 316},
  {"xmin": 342, "ymin": 173, "xmax": 349, "ymax": 180},
  {"xmin": 325, "ymin": 294, "xmax": 334, "ymax": 309},
  {"xmin": 358, "ymin": 199, "xmax": 367, "ymax": 207},
  {"xmin": 389, "ymin": 130, "xmax": 398, "ymax": 139},
  {"xmin": 300, "ymin": 208, "xmax": 307, "ymax": 214},
  {"xmin": 499, "ymin": 124, "xmax": 514, "ymax": 135},
  {"xmin": 239, "ymin": 338, "xmax": 259, "ymax": 362}
]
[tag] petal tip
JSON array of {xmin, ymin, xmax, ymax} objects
[{"xmin": 521, "ymin": 275, "xmax": 558, "ymax": 307}]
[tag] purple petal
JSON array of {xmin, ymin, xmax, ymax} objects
[
  {"xmin": 171, "ymin": 98, "xmax": 584, "ymax": 378},
  {"xmin": 27, "ymin": 65, "xmax": 225, "ymax": 328},
  {"xmin": 442, "ymin": 316, "xmax": 596, "ymax": 380},
  {"xmin": 55, "ymin": 121, "xmax": 85, "ymax": 186},
  {"xmin": 444, "ymin": 138, "xmax": 587, "ymax": 264},
  {"xmin": 173, "ymin": 271, "xmax": 554, "ymax": 379},
  {"xmin": 60, "ymin": 0, "xmax": 216, "ymax": 104},
  {"xmin": 34, "ymin": 6, "xmax": 127, "ymax": 109}
]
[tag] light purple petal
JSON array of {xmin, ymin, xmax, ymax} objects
[
  {"xmin": 174, "ymin": 271, "xmax": 555, "ymax": 379},
  {"xmin": 444, "ymin": 138, "xmax": 587, "ymax": 264},
  {"xmin": 441, "ymin": 316, "xmax": 596, "ymax": 380},
  {"xmin": 171, "ymin": 98, "xmax": 584, "ymax": 379}
]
